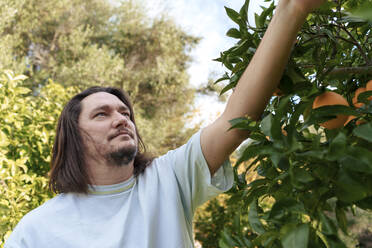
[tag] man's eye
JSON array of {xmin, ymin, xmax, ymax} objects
[{"xmin": 95, "ymin": 112, "xmax": 107, "ymax": 117}]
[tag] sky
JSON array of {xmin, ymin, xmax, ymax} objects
[{"xmin": 144, "ymin": 0, "xmax": 270, "ymax": 126}]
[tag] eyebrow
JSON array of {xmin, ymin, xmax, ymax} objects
[{"xmin": 90, "ymin": 104, "xmax": 130, "ymax": 115}]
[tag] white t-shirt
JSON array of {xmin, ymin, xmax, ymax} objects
[{"xmin": 5, "ymin": 131, "xmax": 234, "ymax": 248}]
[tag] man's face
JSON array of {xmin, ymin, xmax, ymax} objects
[{"xmin": 78, "ymin": 92, "xmax": 138, "ymax": 166}]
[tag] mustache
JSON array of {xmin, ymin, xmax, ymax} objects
[{"xmin": 108, "ymin": 128, "xmax": 135, "ymax": 140}]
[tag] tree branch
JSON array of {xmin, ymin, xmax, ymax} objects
[
  {"xmin": 298, "ymin": 65, "xmax": 372, "ymax": 76},
  {"xmin": 327, "ymin": 66, "xmax": 372, "ymax": 76},
  {"xmin": 340, "ymin": 25, "xmax": 372, "ymax": 66}
]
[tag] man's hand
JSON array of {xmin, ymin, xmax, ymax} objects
[{"xmin": 278, "ymin": 0, "xmax": 326, "ymax": 17}]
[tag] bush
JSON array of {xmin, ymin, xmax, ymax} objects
[{"xmin": 0, "ymin": 71, "xmax": 77, "ymax": 246}]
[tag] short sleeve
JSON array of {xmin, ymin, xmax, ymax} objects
[
  {"xmin": 4, "ymin": 217, "xmax": 29, "ymax": 248},
  {"xmin": 161, "ymin": 130, "xmax": 234, "ymax": 218}
]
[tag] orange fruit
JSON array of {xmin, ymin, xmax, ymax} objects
[
  {"xmin": 282, "ymin": 128, "xmax": 288, "ymax": 136},
  {"xmin": 352, "ymin": 87, "xmax": 366, "ymax": 108},
  {"xmin": 366, "ymin": 80, "xmax": 372, "ymax": 100},
  {"xmin": 356, "ymin": 119, "xmax": 366, "ymax": 125},
  {"xmin": 312, "ymin": 91, "xmax": 349, "ymax": 129},
  {"xmin": 345, "ymin": 82, "xmax": 372, "ymax": 126},
  {"xmin": 273, "ymin": 88, "xmax": 283, "ymax": 96},
  {"xmin": 344, "ymin": 115, "xmax": 356, "ymax": 126},
  {"xmin": 344, "ymin": 115, "xmax": 365, "ymax": 126},
  {"xmin": 345, "ymin": 81, "xmax": 372, "ymax": 126},
  {"xmin": 344, "ymin": 115, "xmax": 366, "ymax": 126},
  {"xmin": 366, "ymin": 80, "xmax": 372, "ymax": 90}
]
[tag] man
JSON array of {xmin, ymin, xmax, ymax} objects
[{"xmin": 5, "ymin": 0, "xmax": 325, "ymax": 247}]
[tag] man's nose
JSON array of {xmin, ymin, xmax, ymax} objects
[{"xmin": 112, "ymin": 112, "xmax": 129, "ymax": 128}]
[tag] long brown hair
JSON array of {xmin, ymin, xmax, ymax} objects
[{"xmin": 49, "ymin": 86, "xmax": 153, "ymax": 194}]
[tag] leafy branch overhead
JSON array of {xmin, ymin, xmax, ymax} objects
[{"xmin": 195, "ymin": 0, "xmax": 372, "ymax": 247}]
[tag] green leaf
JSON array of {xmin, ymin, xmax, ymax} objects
[
  {"xmin": 329, "ymin": 132, "xmax": 347, "ymax": 160},
  {"xmin": 13, "ymin": 75, "xmax": 28, "ymax": 81},
  {"xmin": 350, "ymin": 2, "xmax": 372, "ymax": 21},
  {"xmin": 312, "ymin": 105, "xmax": 359, "ymax": 118},
  {"xmin": 228, "ymin": 117, "xmax": 259, "ymax": 131},
  {"xmin": 330, "ymin": 132, "xmax": 347, "ymax": 151},
  {"xmin": 0, "ymin": 130, "xmax": 10, "ymax": 147},
  {"xmin": 229, "ymin": 39, "xmax": 252, "ymax": 56},
  {"xmin": 339, "ymin": 147, "xmax": 372, "ymax": 174},
  {"xmin": 272, "ymin": 96, "xmax": 291, "ymax": 140},
  {"xmin": 233, "ymin": 212, "xmax": 241, "ymax": 232},
  {"xmin": 4, "ymin": 70, "xmax": 14, "ymax": 81},
  {"xmin": 322, "ymin": 234, "xmax": 347, "ymax": 248},
  {"xmin": 220, "ymin": 82, "xmax": 235, "ymax": 95},
  {"xmin": 214, "ymin": 73, "xmax": 229, "ymax": 84},
  {"xmin": 335, "ymin": 169, "xmax": 369, "ymax": 203},
  {"xmin": 281, "ymin": 223, "xmax": 309, "ymax": 248},
  {"xmin": 319, "ymin": 212, "xmax": 337, "ymax": 235},
  {"xmin": 248, "ymin": 200, "xmax": 265, "ymax": 235},
  {"xmin": 219, "ymin": 229, "xmax": 239, "ymax": 247},
  {"xmin": 286, "ymin": 64, "xmax": 307, "ymax": 84},
  {"xmin": 225, "ymin": 7, "xmax": 242, "ymax": 26},
  {"xmin": 254, "ymin": 13, "xmax": 262, "ymax": 28},
  {"xmin": 257, "ymin": 3, "xmax": 275, "ymax": 29},
  {"xmin": 226, "ymin": 28, "xmax": 241, "ymax": 39},
  {"xmin": 218, "ymin": 240, "xmax": 230, "ymax": 248},
  {"xmin": 253, "ymin": 231, "xmax": 278, "ymax": 247},
  {"xmin": 235, "ymin": 144, "xmax": 261, "ymax": 166},
  {"xmin": 247, "ymin": 178, "xmax": 268, "ymax": 188},
  {"xmin": 356, "ymin": 197, "xmax": 372, "ymax": 210},
  {"xmin": 226, "ymin": 55, "xmax": 241, "ymax": 64},
  {"xmin": 296, "ymin": 150, "xmax": 326, "ymax": 160},
  {"xmin": 304, "ymin": 105, "xmax": 359, "ymax": 128},
  {"xmin": 335, "ymin": 206, "xmax": 348, "ymax": 234},
  {"xmin": 357, "ymin": 91, "xmax": 372, "ymax": 103},
  {"xmin": 15, "ymin": 87, "xmax": 31, "ymax": 95},
  {"xmin": 260, "ymin": 114, "xmax": 274, "ymax": 137},
  {"xmin": 257, "ymin": 160, "xmax": 280, "ymax": 179},
  {"xmin": 279, "ymin": 74, "xmax": 294, "ymax": 94},
  {"xmin": 269, "ymin": 198, "xmax": 305, "ymax": 220},
  {"xmin": 239, "ymin": 0, "xmax": 250, "ymax": 23},
  {"xmin": 291, "ymin": 166, "xmax": 314, "ymax": 184},
  {"xmin": 244, "ymin": 186, "xmax": 268, "ymax": 207},
  {"xmin": 276, "ymin": 156, "xmax": 290, "ymax": 171},
  {"xmin": 353, "ymin": 122, "xmax": 372, "ymax": 143}
]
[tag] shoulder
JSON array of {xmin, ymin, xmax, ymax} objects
[
  {"xmin": 141, "ymin": 130, "xmax": 209, "ymax": 185},
  {"xmin": 137, "ymin": 130, "xmax": 204, "ymax": 183},
  {"xmin": 16, "ymin": 195, "xmax": 63, "ymax": 226},
  {"xmin": 4, "ymin": 195, "xmax": 64, "ymax": 246},
  {"xmin": 158, "ymin": 130, "xmax": 203, "ymax": 162},
  {"xmin": 11, "ymin": 193, "xmax": 76, "ymax": 233}
]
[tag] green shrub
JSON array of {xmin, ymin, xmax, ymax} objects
[{"xmin": 0, "ymin": 71, "xmax": 77, "ymax": 246}]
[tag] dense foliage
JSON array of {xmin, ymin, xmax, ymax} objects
[
  {"xmin": 195, "ymin": 0, "xmax": 372, "ymax": 247},
  {"xmin": 0, "ymin": 71, "xmax": 76, "ymax": 245}
]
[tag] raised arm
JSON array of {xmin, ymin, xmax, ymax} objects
[{"xmin": 201, "ymin": 0, "xmax": 326, "ymax": 176}]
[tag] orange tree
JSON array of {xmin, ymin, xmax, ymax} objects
[{"xmin": 195, "ymin": 0, "xmax": 372, "ymax": 247}]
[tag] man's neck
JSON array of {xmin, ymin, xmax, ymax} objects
[{"xmin": 85, "ymin": 158, "xmax": 135, "ymax": 186}]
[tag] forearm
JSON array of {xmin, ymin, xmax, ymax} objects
[{"xmin": 223, "ymin": 2, "xmax": 310, "ymax": 121}]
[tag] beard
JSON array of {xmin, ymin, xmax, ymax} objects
[{"xmin": 105, "ymin": 144, "xmax": 138, "ymax": 167}]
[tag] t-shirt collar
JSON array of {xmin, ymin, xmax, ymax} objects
[{"xmin": 87, "ymin": 175, "xmax": 136, "ymax": 195}]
